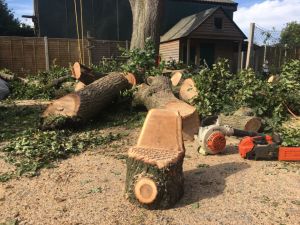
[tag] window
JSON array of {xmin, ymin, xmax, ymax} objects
[{"xmin": 214, "ymin": 17, "xmax": 223, "ymax": 30}]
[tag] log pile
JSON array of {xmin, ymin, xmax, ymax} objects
[
  {"xmin": 126, "ymin": 109, "xmax": 185, "ymax": 209},
  {"xmin": 133, "ymin": 76, "xmax": 200, "ymax": 140}
]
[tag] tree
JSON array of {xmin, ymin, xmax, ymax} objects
[
  {"xmin": 129, "ymin": 0, "xmax": 165, "ymax": 54},
  {"xmin": 0, "ymin": 0, "xmax": 34, "ymax": 36},
  {"xmin": 280, "ymin": 21, "xmax": 300, "ymax": 48}
]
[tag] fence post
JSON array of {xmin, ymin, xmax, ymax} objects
[
  {"xmin": 246, "ymin": 23, "xmax": 255, "ymax": 69},
  {"xmin": 187, "ymin": 38, "xmax": 191, "ymax": 65},
  {"xmin": 237, "ymin": 41, "xmax": 242, "ymax": 72},
  {"xmin": 44, "ymin": 36, "xmax": 50, "ymax": 71}
]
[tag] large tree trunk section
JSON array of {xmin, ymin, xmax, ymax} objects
[
  {"xmin": 179, "ymin": 78, "xmax": 198, "ymax": 104},
  {"xmin": 42, "ymin": 72, "xmax": 132, "ymax": 128},
  {"xmin": 218, "ymin": 114, "xmax": 262, "ymax": 132},
  {"xmin": 126, "ymin": 109, "xmax": 185, "ymax": 209},
  {"xmin": 129, "ymin": 0, "xmax": 165, "ymax": 53},
  {"xmin": 73, "ymin": 62, "xmax": 105, "ymax": 85},
  {"xmin": 133, "ymin": 76, "xmax": 200, "ymax": 140}
]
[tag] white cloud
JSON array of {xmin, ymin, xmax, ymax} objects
[
  {"xmin": 6, "ymin": 0, "xmax": 34, "ymax": 26},
  {"xmin": 234, "ymin": 0, "xmax": 300, "ymax": 37}
]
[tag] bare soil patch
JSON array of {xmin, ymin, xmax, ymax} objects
[{"xmin": 0, "ymin": 130, "xmax": 299, "ymax": 225}]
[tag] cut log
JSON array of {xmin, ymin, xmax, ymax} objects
[
  {"xmin": 126, "ymin": 109, "xmax": 185, "ymax": 209},
  {"xmin": 42, "ymin": 72, "xmax": 131, "ymax": 128},
  {"xmin": 170, "ymin": 71, "xmax": 183, "ymax": 86},
  {"xmin": 133, "ymin": 76, "xmax": 200, "ymax": 140},
  {"xmin": 125, "ymin": 73, "xmax": 137, "ymax": 86},
  {"xmin": 74, "ymin": 82, "xmax": 86, "ymax": 92},
  {"xmin": 73, "ymin": 62, "xmax": 106, "ymax": 85},
  {"xmin": 218, "ymin": 114, "xmax": 262, "ymax": 132},
  {"xmin": 179, "ymin": 78, "xmax": 198, "ymax": 103}
]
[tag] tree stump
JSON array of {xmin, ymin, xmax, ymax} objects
[
  {"xmin": 126, "ymin": 109, "xmax": 185, "ymax": 209},
  {"xmin": 42, "ymin": 72, "xmax": 132, "ymax": 129},
  {"xmin": 133, "ymin": 76, "xmax": 200, "ymax": 140}
]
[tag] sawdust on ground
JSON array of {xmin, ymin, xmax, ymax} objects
[{"xmin": 0, "ymin": 129, "xmax": 299, "ymax": 225}]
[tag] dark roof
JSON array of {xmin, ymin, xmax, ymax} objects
[
  {"xmin": 173, "ymin": 0, "xmax": 237, "ymax": 5},
  {"xmin": 161, "ymin": 7, "xmax": 217, "ymax": 42},
  {"xmin": 161, "ymin": 7, "xmax": 245, "ymax": 42}
]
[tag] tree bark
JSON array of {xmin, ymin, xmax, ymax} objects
[
  {"xmin": 42, "ymin": 72, "xmax": 131, "ymax": 129},
  {"xmin": 133, "ymin": 76, "xmax": 200, "ymax": 140},
  {"xmin": 72, "ymin": 62, "xmax": 106, "ymax": 85},
  {"xmin": 129, "ymin": 0, "xmax": 165, "ymax": 53},
  {"xmin": 125, "ymin": 109, "xmax": 184, "ymax": 209},
  {"xmin": 125, "ymin": 157, "xmax": 184, "ymax": 209}
]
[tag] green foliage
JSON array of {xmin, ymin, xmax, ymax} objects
[
  {"xmin": 0, "ymin": 0, "xmax": 34, "ymax": 36},
  {"xmin": 280, "ymin": 127, "xmax": 300, "ymax": 147},
  {"xmin": 193, "ymin": 59, "xmax": 300, "ymax": 129},
  {"xmin": 0, "ymin": 101, "xmax": 146, "ymax": 181},
  {"xmin": 165, "ymin": 59, "xmax": 186, "ymax": 70},
  {"xmin": 1, "ymin": 129, "xmax": 121, "ymax": 177},
  {"xmin": 0, "ymin": 106, "xmax": 41, "ymax": 142},
  {"xmin": 280, "ymin": 21, "xmax": 300, "ymax": 48},
  {"xmin": 193, "ymin": 59, "xmax": 237, "ymax": 115},
  {"xmin": 7, "ymin": 66, "xmax": 73, "ymax": 100},
  {"xmin": 91, "ymin": 58, "xmax": 123, "ymax": 74},
  {"xmin": 121, "ymin": 38, "xmax": 164, "ymax": 81}
]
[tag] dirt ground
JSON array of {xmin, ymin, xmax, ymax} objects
[{"xmin": 0, "ymin": 126, "xmax": 299, "ymax": 225}]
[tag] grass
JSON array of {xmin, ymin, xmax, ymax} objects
[{"xmin": 0, "ymin": 100, "xmax": 146, "ymax": 182}]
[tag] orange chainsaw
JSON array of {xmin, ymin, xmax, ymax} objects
[{"xmin": 238, "ymin": 135, "xmax": 300, "ymax": 161}]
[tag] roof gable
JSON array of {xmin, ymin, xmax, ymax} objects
[{"xmin": 161, "ymin": 7, "xmax": 246, "ymax": 42}]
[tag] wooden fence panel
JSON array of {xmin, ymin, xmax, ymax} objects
[{"xmin": 0, "ymin": 36, "xmax": 127, "ymax": 76}]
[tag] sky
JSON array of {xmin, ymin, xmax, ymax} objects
[{"xmin": 6, "ymin": 0, "xmax": 300, "ymax": 35}]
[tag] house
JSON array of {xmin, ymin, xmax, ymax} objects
[
  {"xmin": 32, "ymin": 0, "xmax": 245, "ymax": 71},
  {"xmin": 159, "ymin": 6, "xmax": 246, "ymax": 72},
  {"xmin": 32, "ymin": 0, "xmax": 238, "ymax": 40}
]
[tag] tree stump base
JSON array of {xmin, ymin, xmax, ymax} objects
[{"xmin": 125, "ymin": 109, "xmax": 185, "ymax": 209}]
